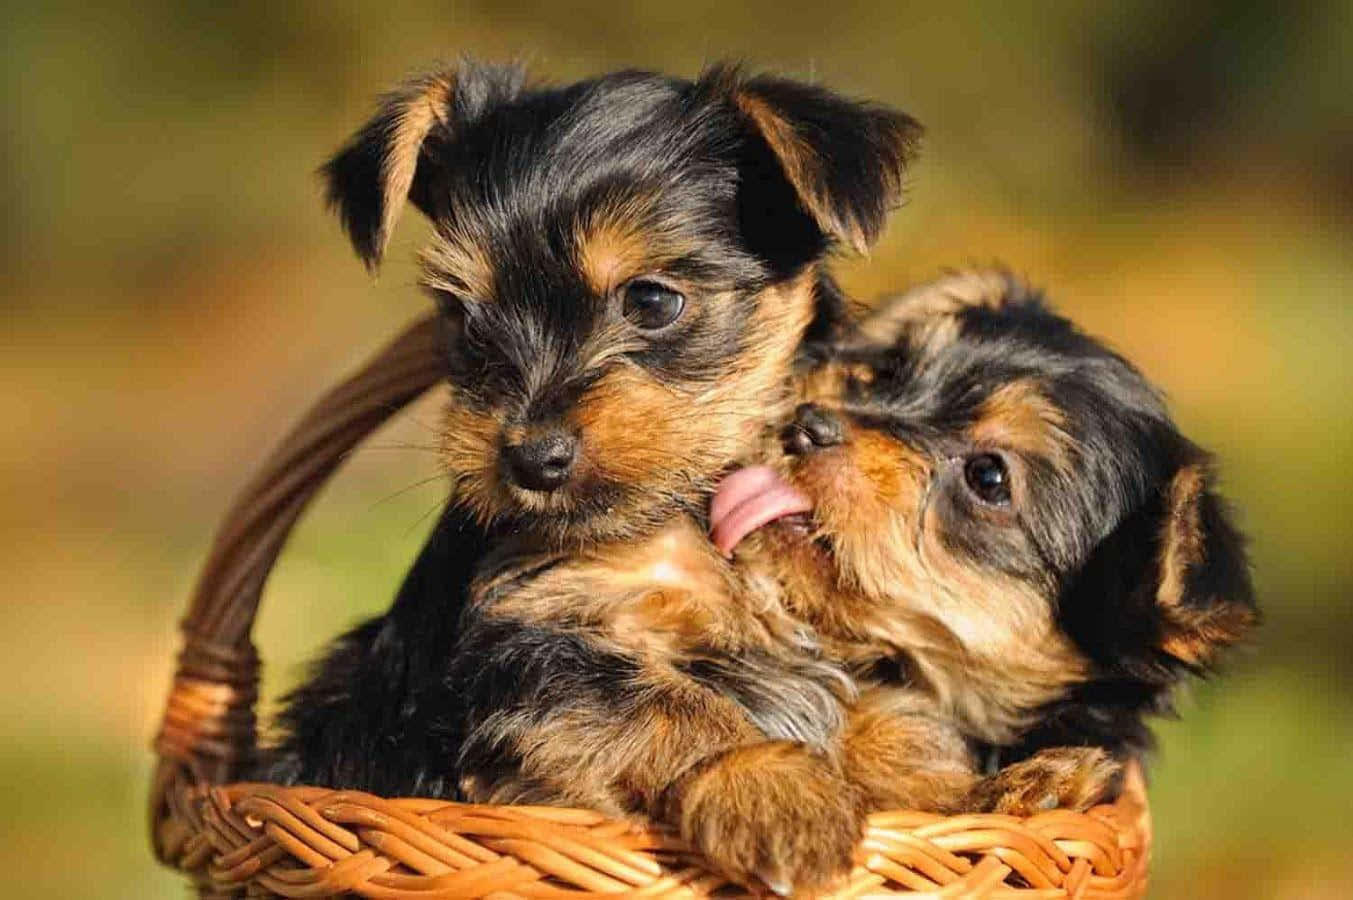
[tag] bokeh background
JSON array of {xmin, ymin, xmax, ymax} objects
[{"xmin": 4, "ymin": 2, "xmax": 1350, "ymax": 897}]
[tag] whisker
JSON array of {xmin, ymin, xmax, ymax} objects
[
  {"xmin": 404, "ymin": 490, "xmax": 458, "ymax": 538},
  {"xmin": 360, "ymin": 441, "xmax": 445, "ymax": 454},
  {"xmin": 369, "ymin": 472, "xmax": 449, "ymax": 511}
]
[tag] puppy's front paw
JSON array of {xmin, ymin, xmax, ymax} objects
[
  {"xmin": 966, "ymin": 747, "xmax": 1123, "ymax": 816},
  {"xmin": 671, "ymin": 742, "xmax": 863, "ymax": 896}
]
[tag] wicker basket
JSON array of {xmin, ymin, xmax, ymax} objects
[{"xmin": 150, "ymin": 314, "xmax": 1152, "ymax": 898}]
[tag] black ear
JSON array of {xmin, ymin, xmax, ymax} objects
[
  {"xmin": 322, "ymin": 60, "xmax": 525, "ymax": 269},
  {"xmin": 1150, "ymin": 461, "xmax": 1257, "ymax": 667},
  {"xmin": 706, "ymin": 65, "xmax": 922, "ymax": 255},
  {"xmin": 1061, "ymin": 453, "xmax": 1257, "ymax": 676}
]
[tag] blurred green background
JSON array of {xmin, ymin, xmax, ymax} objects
[{"xmin": 3, "ymin": 1, "xmax": 1350, "ymax": 897}]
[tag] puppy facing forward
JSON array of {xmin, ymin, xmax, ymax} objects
[
  {"xmin": 718, "ymin": 269, "xmax": 1259, "ymax": 816},
  {"xmin": 264, "ymin": 57, "xmax": 920, "ymax": 845},
  {"xmin": 333, "ymin": 58, "xmax": 920, "ymax": 546}
]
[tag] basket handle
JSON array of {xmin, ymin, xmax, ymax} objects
[{"xmin": 150, "ymin": 314, "xmax": 446, "ymax": 850}]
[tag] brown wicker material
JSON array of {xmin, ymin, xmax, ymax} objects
[{"xmin": 150, "ymin": 314, "xmax": 1152, "ymax": 898}]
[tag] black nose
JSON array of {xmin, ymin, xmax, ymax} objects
[
  {"xmin": 783, "ymin": 404, "xmax": 845, "ymax": 455},
  {"xmin": 503, "ymin": 429, "xmax": 579, "ymax": 492}
]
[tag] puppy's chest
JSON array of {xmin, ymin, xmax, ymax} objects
[
  {"xmin": 473, "ymin": 520, "xmax": 792, "ymax": 658},
  {"xmin": 471, "ymin": 521, "xmax": 854, "ymax": 749}
]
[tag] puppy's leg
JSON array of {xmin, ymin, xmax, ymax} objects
[
  {"xmin": 841, "ymin": 688, "xmax": 980, "ymax": 814},
  {"xmin": 666, "ymin": 741, "xmax": 865, "ymax": 896},
  {"xmin": 965, "ymin": 747, "xmax": 1123, "ymax": 815},
  {"xmin": 483, "ymin": 697, "xmax": 864, "ymax": 894}
]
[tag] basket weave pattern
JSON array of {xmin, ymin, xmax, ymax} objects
[{"xmin": 150, "ymin": 315, "xmax": 1151, "ymax": 898}]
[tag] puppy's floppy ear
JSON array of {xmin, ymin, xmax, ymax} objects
[
  {"xmin": 1063, "ymin": 448, "xmax": 1257, "ymax": 676},
  {"xmin": 323, "ymin": 60, "xmax": 525, "ymax": 269},
  {"xmin": 1151, "ymin": 461, "xmax": 1257, "ymax": 667},
  {"xmin": 707, "ymin": 65, "xmax": 922, "ymax": 254}
]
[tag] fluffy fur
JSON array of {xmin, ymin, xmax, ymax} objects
[{"xmin": 448, "ymin": 519, "xmax": 865, "ymax": 892}]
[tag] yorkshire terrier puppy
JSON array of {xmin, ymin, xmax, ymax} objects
[
  {"xmin": 719, "ymin": 268, "xmax": 1258, "ymax": 817},
  {"xmin": 263, "ymin": 57, "xmax": 921, "ymax": 845}
]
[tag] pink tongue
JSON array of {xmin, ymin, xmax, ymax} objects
[{"xmin": 709, "ymin": 466, "xmax": 812, "ymax": 557}]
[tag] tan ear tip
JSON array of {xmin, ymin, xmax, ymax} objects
[{"xmin": 836, "ymin": 217, "xmax": 876, "ymax": 257}]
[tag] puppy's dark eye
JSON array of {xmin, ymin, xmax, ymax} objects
[
  {"xmin": 963, "ymin": 453, "xmax": 1011, "ymax": 505},
  {"xmin": 621, "ymin": 280, "xmax": 685, "ymax": 330}
]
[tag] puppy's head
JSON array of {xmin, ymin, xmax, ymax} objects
[
  {"xmin": 756, "ymin": 270, "xmax": 1256, "ymax": 685},
  {"xmin": 324, "ymin": 60, "xmax": 920, "ymax": 544}
]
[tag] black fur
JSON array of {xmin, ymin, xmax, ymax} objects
[
  {"xmin": 448, "ymin": 616, "xmax": 647, "ymax": 790},
  {"xmin": 724, "ymin": 66, "xmax": 921, "ymax": 251},
  {"xmin": 677, "ymin": 652, "xmax": 852, "ymax": 750},
  {"xmin": 322, "ymin": 62, "xmax": 527, "ymax": 268},
  {"xmin": 261, "ymin": 509, "xmax": 491, "ymax": 796}
]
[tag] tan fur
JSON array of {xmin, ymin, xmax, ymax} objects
[
  {"xmin": 439, "ymin": 399, "xmax": 507, "ymax": 528},
  {"xmin": 1158, "ymin": 603, "xmax": 1257, "ymax": 665},
  {"xmin": 964, "ymin": 747, "xmax": 1122, "ymax": 815},
  {"xmin": 841, "ymin": 688, "xmax": 978, "ymax": 813},
  {"xmin": 714, "ymin": 267, "xmax": 821, "ymax": 429},
  {"xmin": 840, "ymin": 689, "xmax": 1118, "ymax": 818},
  {"xmin": 571, "ymin": 195, "xmax": 704, "ymax": 296},
  {"xmin": 376, "ymin": 74, "xmax": 455, "ymax": 261},
  {"xmin": 970, "ymin": 380, "xmax": 1074, "ymax": 471},
  {"xmin": 733, "ymin": 93, "xmax": 868, "ymax": 254},
  {"xmin": 1155, "ymin": 464, "xmax": 1257, "ymax": 663},
  {"xmin": 479, "ymin": 519, "xmax": 801, "ymax": 658},
  {"xmin": 665, "ymin": 741, "xmax": 865, "ymax": 894},
  {"xmin": 463, "ymin": 667, "xmax": 762, "ymax": 816},
  {"xmin": 837, "ymin": 683, "xmax": 1119, "ymax": 819},
  {"xmin": 791, "ymin": 360, "xmax": 875, "ymax": 410},
  {"xmin": 576, "ymin": 221, "xmax": 651, "ymax": 296},
  {"xmin": 854, "ymin": 268, "xmax": 1018, "ymax": 348},
  {"xmin": 574, "ymin": 364, "xmax": 734, "ymax": 489},
  {"xmin": 420, "ymin": 224, "xmax": 497, "ymax": 303},
  {"xmin": 1156, "ymin": 463, "xmax": 1206, "ymax": 612}
]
